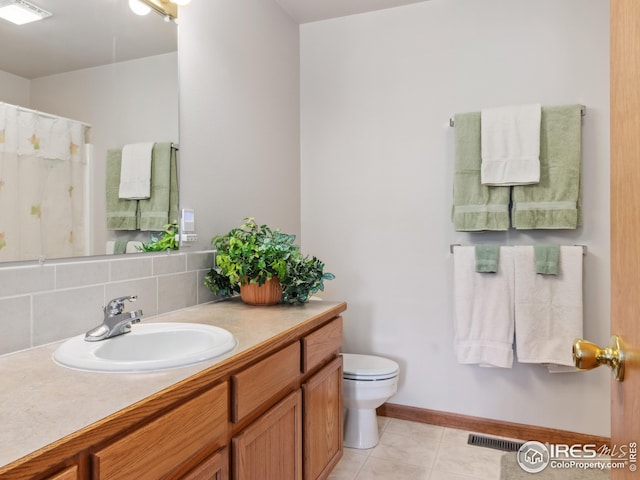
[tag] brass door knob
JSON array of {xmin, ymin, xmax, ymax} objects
[{"xmin": 572, "ymin": 335, "xmax": 625, "ymax": 381}]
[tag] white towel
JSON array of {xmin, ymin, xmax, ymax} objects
[
  {"xmin": 453, "ymin": 246, "xmax": 515, "ymax": 368},
  {"xmin": 481, "ymin": 104, "xmax": 541, "ymax": 186},
  {"xmin": 514, "ymin": 246, "xmax": 583, "ymax": 370},
  {"xmin": 118, "ymin": 142, "xmax": 155, "ymax": 199}
]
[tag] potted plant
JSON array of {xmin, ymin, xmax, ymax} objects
[
  {"xmin": 204, "ymin": 218, "xmax": 334, "ymax": 305},
  {"xmin": 137, "ymin": 223, "xmax": 179, "ymax": 252}
]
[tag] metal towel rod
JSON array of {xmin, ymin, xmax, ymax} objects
[
  {"xmin": 449, "ymin": 244, "xmax": 587, "ymax": 255},
  {"xmin": 448, "ymin": 105, "xmax": 586, "ymax": 127}
]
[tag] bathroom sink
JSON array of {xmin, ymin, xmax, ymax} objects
[{"xmin": 53, "ymin": 322, "xmax": 237, "ymax": 373}]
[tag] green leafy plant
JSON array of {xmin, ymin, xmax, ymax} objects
[
  {"xmin": 137, "ymin": 223, "xmax": 179, "ymax": 252},
  {"xmin": 205, "ymin": 218, "xmax": 334, "ymax": 305}
]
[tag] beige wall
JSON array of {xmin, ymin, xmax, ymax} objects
[
  {"xmin": 0, "ymin": 70, "xmax": 30, "ymax": 105},
  {"xmin": 178, "ymin": 0, "xmax": 301, "ymax": 242}
]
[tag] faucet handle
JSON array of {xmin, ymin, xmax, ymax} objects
[{"xmin": 104, "ymin": 295, "xmax": 138, "ymax": 316}]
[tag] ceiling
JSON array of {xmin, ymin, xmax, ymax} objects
[
  {"xmin": 0, "ymin": 0, "xmax": 177, "ymax": 79},
  {"xmin": 0, "ymin": 0, "xmax": 429, "ymax": 80}
]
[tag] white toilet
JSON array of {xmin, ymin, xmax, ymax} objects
[{"xmin": 342, "ymin": 353, "xmax": 400, "ymax": 449}]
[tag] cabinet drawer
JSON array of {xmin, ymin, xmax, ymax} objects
[
  {"xmin": 301, "ymin": 317, "xmax": 343, "ymax": 373},
  {"xmin": 92, "ymin": 382, "xmax": 228, "ymax": 480},
  {"xmin": 231, "ymin": 342, "xmax": 300, "ymax": 422}
]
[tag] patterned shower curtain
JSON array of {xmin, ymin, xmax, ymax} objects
[{"xmin": 0, "ymin": 102, "xmax": 89, "ymax": 261}]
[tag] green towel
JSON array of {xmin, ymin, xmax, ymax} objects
[
  {"xmin": 105, "ymin": 149, "xmax": 138, "ymax": 230},
  {"xmin": 113, "ymin": 239, "xmax": 129, "ymax": 254},
  {"xmin": 512, "ymin": 105, "xmax": 582, "ymax": 229},
  {"xmin": 475, "ymin": 245, "xmax": 500, "ymax": 273},
  {"xmin": 534, "ymin": 244, "xmax": 560, "ymax": 275},
  {"xmin": 452, "ymin": 112, "xmax": 510, "ymax": 231},
  {"xmin": 138, "ymin": 143, "xmax": 179, "ymax": 231}
]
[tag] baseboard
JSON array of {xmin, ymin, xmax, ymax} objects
[{"xmin": 377, "ymin": 403, "xmax": 610, "ymax": 449}]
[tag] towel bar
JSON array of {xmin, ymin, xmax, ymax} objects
[
  {"xmin": 449, "ymin": 244, "xmax": 587, "ymax": 255},
  {"xmin": 448, "ymin": 105, "xmax": 586, "ymax": 127}
]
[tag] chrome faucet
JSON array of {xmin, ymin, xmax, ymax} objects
[{"xmin": 85, "ymin": 295, "xmax": 144, "ymax": 342}]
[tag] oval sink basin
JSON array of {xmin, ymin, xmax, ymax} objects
[{"xmin": 53, "ymin": 323, "xmax": 237, "ymax": 373}]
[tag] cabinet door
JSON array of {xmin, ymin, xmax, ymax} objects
[
  {"xmin": 302, "ymin": 356, "xmax": 343, "ymax": 480},
  {"xmin": 180, "ymin": 448, "xmax": 228, "ymax": 480},
  {"xmin": 232, "ymin": 390, "xmax": 302, "ymax": 480}
]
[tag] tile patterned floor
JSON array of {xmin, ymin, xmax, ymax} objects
[{"xmin": 328, "ymin": 416, "xmax": 507, "ymax": 480}]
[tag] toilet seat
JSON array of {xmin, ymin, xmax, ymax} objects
[{"xmin": 342, "ymin": 353, "xmax": 399, "ymax": 381}]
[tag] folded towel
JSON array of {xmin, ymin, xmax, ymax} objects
[
  {"xmin": 475, "ymin": 245, "xmax": 500, "ymax": 273},
  {"xmin": 534, "ymin": 244, "xmax": 560, "ymax": 275},
  {"xmin": 118, "ymin": 142, "xmax": 155, "ymax": 199},
  {"xmin": 514, "ymin": 246, "xmax": 583, "ymax": 369},
  {"xmin": 453, "ymin": 246, "xmax": 515, "ymax": 368},
  {"xmin": 138, "ymin": 143, "xmax": 179, "ymax": 231},
  {"xmin": 481, "ymin": 104, "xmax": 541, "ymax": 186},
  {"xmin": 452, "ymin": 112, "xmax": 510, "ymax": 231},
  {"xmin": 512, "ymin": 105, "xmax": 582, "ymax": 229},
  {"xmin": 106, "ymin": 149, "xmax": 138, "ymax": 230}
]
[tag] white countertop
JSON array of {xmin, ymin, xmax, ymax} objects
[{"xmin": 0, "ymin": 298, "xmax": 345, "ymax": 470}]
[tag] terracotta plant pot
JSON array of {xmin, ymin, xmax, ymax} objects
[{"xmin": 240, "ymin": 277, "xmax": 282, "ymax": 306}]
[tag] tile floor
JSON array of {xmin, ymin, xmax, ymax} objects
[{"xmin": 328, "ymin": 416, "xmax": 507, "ymax": 480}]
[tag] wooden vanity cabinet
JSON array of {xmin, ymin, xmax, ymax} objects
[{"xmin": 0, "ymin": 305, "xmax": 347, "ymax": 480}]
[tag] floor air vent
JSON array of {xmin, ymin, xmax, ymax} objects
[{"xmin": 467, "ymin": 434, "xmax": 524, "ymax": 452}]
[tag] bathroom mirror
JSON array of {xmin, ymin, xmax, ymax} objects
[{"xmin": 0, "ymin": 0, "xmax": 179, "ymax": 263}]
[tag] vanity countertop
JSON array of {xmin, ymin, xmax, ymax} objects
[{"xmin": 0, "ymin": 298, "xmax": 347, "ymax": 471}]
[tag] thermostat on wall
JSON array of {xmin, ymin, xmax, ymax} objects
[{"xmin": 179, "ymin": 209, "xmax": 198, "ymax": 244}]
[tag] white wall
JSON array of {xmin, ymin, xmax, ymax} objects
[
  {"xmin": 178, "ymin": 0, "xmax": 301, "ymax": 242},
  {"xmin": 301, "ymin": 0, "xmax": 611, "ymax": 436}
]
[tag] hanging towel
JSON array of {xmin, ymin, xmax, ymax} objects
[
  {"xmin": 106, "ymin": 240, "xmax": 144, "ymax": 254},
  {"xmin": 118, "ymin": 142, "xmax": 155, "ymax": 199},
  {"xmin": 113, "ymin": 239, "xmax": 128, "ymax": 254},
  {"xmin": 514, "ymin": 246, "xmax": 583, "ymax": 370},
  {"xmin": 452, "ymin": 112, "xmax": 510, "ymax": 231},
  {"xmin": 453, "ymin": 246, "xmax": 515, "ymax": 368},
  {"xmin": 512, "ymin": 105, "xmax": 582, "ymax": 229},
  {"xmin": 534, "ymin": 244, "xmax": 560, "ymax": 275},
  {"xmin": 138, "ymin": 143, "xmax": 179, "ymax": 231},
  {"xmin": 106, "ymin": 149, "xmax": 138, "ymax": 230},
  {"xmin": 475, "ymin": 245, "xmax": 500, "ymax": 273},
  {"xmin": 480, "ymin": 104, "xmax": 542, "ymax": 186}
]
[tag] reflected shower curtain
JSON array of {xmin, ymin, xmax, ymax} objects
[{"xmin": 0, "ymin": 102, "xmax": 89, "ymax": 261}]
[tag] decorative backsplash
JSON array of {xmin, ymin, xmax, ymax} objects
[{"xmin": 0, "ymin": 250, "xmax": 216, "ymax": 355}]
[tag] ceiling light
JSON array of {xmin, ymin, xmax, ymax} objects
[
  {"xmin": 128, "ymin": 0, "xmax": 151, "ymax": 16},
  {"xmin": 0, "ymin": 0, "xmax": 52, "ymax": 25}
]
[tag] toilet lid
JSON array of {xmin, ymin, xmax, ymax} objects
[{"xmin": 342, "ymin": 353, "xmax": 399, "ymax": 381}]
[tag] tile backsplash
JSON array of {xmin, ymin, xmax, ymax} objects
[{"xmin": 0, "ymin": 250, "xmax": 216, "ymax": 355}]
